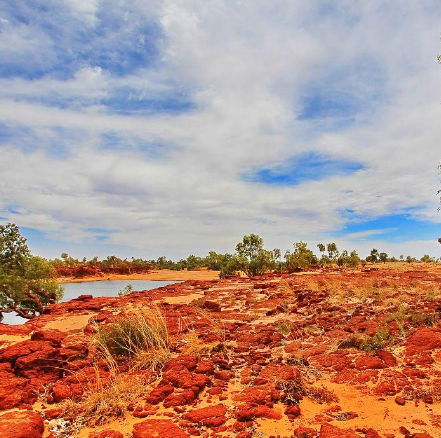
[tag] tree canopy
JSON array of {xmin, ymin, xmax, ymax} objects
[{"xmin": 0, "ymin": 223, "xmax": 63, "ymax": 320}]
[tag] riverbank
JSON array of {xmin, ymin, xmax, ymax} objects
[{"xmin": 57, "ymin": 268, "xmax": 220, "ymax": 283}]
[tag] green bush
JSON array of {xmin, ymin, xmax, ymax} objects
[{"xmin": 360, "ymin": 327, "xmax": 395, "ymax": 351}]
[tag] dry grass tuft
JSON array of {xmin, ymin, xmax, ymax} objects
[
  {"xmin": 61, "ymin": 372, "xmax": 145, "ymax": 429},
  {"xmin": 54, "ymin": 306, "xmax": 170, "ymax": 436},
  {"xmin": 306, "ymin": 384, "xmax": 339, "ymax": 404},
  {"xmin": 92, "ymin": 305, "xmax": 169, "ymax": 368}
]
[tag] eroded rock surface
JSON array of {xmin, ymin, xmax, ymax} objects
[{"xmin": 1, "ymin": 264, "xmax": 441, "ymax": 437}]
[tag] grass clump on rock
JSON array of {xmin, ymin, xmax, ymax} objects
[
  {"xmin": 58, "ymin": 306, "xmax": 170, "ymax": 434},
  {"xmin": 93, "ymin": 305, "xmax": 170, "ymax": 369}
]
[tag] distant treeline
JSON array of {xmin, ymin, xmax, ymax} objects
[{"xmin": 51, "ymin": 234, "xmax": 440, "ymax": 279}]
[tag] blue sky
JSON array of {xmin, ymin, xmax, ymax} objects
[{"xmin": 0, "ymin": 1, "xmax": 440, "ymax": 259}]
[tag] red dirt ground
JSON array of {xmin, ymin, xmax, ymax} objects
[{"xmin": 1, "ymin": 263, "xmax": 441, "ymax": 438}]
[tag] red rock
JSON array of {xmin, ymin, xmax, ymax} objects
[
  {"xmin": 235, "ymin": 385, "xmax": 275, "ymax": 405},
  {"xmin": 294, "ymin": 427, "xmax": 317, "ymax": 438},
  {"xmin": 132, "ymin": 419, "xmax": 190, "ymax": 438},
  {"xmin": 202, "ymin": 300, "xmax": 221, "ymax": 312},
  {"xmin": 376, "ymin": 350, "xmax": 397, "ymax": 367},
  {"xmin": 422, "ymin": 395, "xmax": 433, "ymax": 404},
  {"xmin": 89, "ymin": 431, "xmax": 124, "ymax": 438},
  {"xmin": 395, "ymin": 396, "xmax": 406, "ymax": 406},
  {"xmin": 195, "ymin": 360, "xmax": 215, "ymax": 375},
  {"xmin": 146, "ymin": 384, "xmax": 174, "ymax": 404},
  {"xmin": 312, "ymin": 353, "xmax": 353, "ymax": 371},
  {"xmin": 163, "ymin": 355, "xmax": 198, "ymax": 373},
  {"xmin": 413, "ymin": 434, "xmax": 434, "ymax": 438},
  {"xmin": 250, "ymin": 405, "xmax": 282, "ymax": 420},
  {"xmin": 365, "ymin": 429, "xmax": 382, "ymax": 438},
  {"xmin": 0, "ymin": 340, "xmax": 62, "ymax": 386},
  {"xmin": 354, "ymin": 355, "xmax": 386, "ymax": 371},
  {"xmin": 236, "ymin": 432, "xmax": 251, "ymax": 438},
  {"xmin": 52, "ymin": 383, "xmax": 72, "ymax": 403},
  {"xmin": 400, "ymin": 426, "xmax": 414, "ymax": 436},
  {"xmin": 133, "ymin": 411, "xmax": 151, "ymax": 418},
  {"xmin": 30, "ymin": 329, "xmax": 65, "ymax": 346},
  {"xmin": 163, "ymin": 388, "xmax": 196, "ymax": 407},
  {"xmin": 183, "ymin": 404, "xmax": 227, "ymax": 427},
  {"xmin": 235, "ymin": 408, "xmax": 255, "ymax": 422},
  {"xmin": 406, "ymin": 327, "xmax": 441, "ymax": 356},
  {"xmin": 0, "ymin": 410, "xmax": 44, "ymax": 438},
  {"xmin": 0, "ymin": 374, "xmax": 28, "ymax": 410},
  {"xmin": 319, "ymin": 423, "xmax": 359, "ymax": 438},
  {"xmin": 44, "ymin": 409, "xmax": 63, "ymax": 420},
  {"xmin": 285, "ymin": 404, "xmax": 301, "ymax": 419},
  {"xmin": 259, "ymin": 364, "xmax": 301, "ymax": 382}
]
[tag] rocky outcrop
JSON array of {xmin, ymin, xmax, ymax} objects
[{"xmin": 1, "ymin": 265, "xmax": 440, "ymax": 437}]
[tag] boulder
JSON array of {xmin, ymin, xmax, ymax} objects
[
  {"xmin": 0, "ymin": 410, "xmax": 44, "ymax": 438},
  {"xmin": 354, "ymin": 355, "xmax": 386, "ymax": 371},
  {"xmin": 183, "ymin": 404, "xmax": 227, "ymax": 427},
  {"xmin": 406, "ymin": 328, "xmax": 441, "ymax": 356}
]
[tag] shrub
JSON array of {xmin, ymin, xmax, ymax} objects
[
  {"xmin": 59, "ymin": 307, "xmax": 170, "ymax": 433},
  {"xmin": 359, "ymin": 327, "xmax": 395, "ymax": 351},
  {"xmin": 61, "ymin": 372, "xmax": 146, "ymax": 429},
  {"xmin": 306, "ymin": 385, "xmax": 339, "ymax": 404},
  {"xmin": 118, "ymin": 284, "xmax": 133, "ymax": 297},
  {"xmin": 276, "ymin": 320, "xmax": 293, "ymax": 336},
  {"xmin": 93, "ymin": 306, "xmax": 169, "ymax": 369}
]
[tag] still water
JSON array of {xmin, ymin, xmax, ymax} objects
[{"xmin": 2, "ymin": 280, "xmax": 179, "ymax": 325}]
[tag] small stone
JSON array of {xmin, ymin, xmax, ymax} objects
[{"xmin": 395, "ymin": 396, "xmax": 406, "ymax": 406}]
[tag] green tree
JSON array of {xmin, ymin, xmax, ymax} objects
[
  {"xmin": 285, "ymin": 241, "xmax": 317, "ymax": 271},
  {"xmin": 326, "ymin": 243, "xmax": 339, "ymax": 261},
  {"xmin": 205, "ymin": 251, "xmax": 229, "ymax": 271},
  {"xmin": 273, "ymin": 248, "xmax": 282, "ymax": 274},
  {"xmin": 421, "ymin": 254, "xmax": 435, "ymax": 263},
  {"xmin": 0, "ymin": 223, "xmax": 63, "ymax": 320},
  {"xmin": 379, "ymin": 252, "xmax": 389, "ymax": 263},
  {"xmin": 222, "ymin": 234, "xmax": 275, "ymax": 277},
  {"xmin": 337, "ymin": 250, "xmax": 361, "ymax": 267},
  {"xmin": 366, "ymin": 248, "xmax": 379, "ymax": 263}
]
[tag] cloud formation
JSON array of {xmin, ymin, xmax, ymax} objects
[{"xmin": 0, "ymin": 0, "xmax": 440, "ymax": 259}]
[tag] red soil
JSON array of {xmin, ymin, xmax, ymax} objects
[{"xmin": 1, "ymin": 263, "xmax": 441, "ymax": 438}]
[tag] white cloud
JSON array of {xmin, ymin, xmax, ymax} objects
[{"xmin": 0, "ymin": 0, "xmax": 440, "ymax": 259}]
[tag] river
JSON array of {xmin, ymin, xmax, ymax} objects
[{"xmin": 2, "ymin": 280, "xmax": 179, "ymax": 325}]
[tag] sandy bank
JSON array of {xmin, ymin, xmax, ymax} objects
[{"xmin": 57, "ymin": 268, "xmax": 220, "ymax": 283}]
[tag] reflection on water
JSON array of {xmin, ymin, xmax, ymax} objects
[{"xmin": 2, "ymin": 280, "xmax": 179, "ymax": 326}]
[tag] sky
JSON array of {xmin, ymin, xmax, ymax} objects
[{"xmin": 0, "ymin": 0, "xmax": 441, "ymax": 260}]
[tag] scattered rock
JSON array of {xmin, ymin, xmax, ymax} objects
[{"xmin": 395, "ymin": 396, "xmax": 406, "ymax": 406}]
